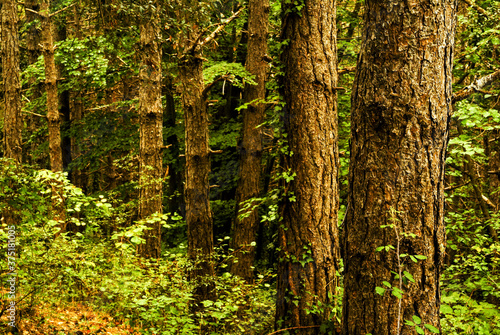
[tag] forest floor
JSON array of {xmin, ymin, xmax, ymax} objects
[{"xmin": 0, "ymin": 301, "xmax": 142, "ymax": 335}]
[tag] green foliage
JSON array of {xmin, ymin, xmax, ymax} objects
[
  {"xmin": 0, "ymin": 159, "xmax": 275, "ymax": 334},
  {"xmin": 203, "ymin": 61, "xmax": 257, "ymax": 88}
]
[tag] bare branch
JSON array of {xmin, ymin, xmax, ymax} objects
[
  {"xmin": 202, "ymin": 75, "xmax": 230, "ymax": 98},
  {"xmin": 184, "ymin": 7, "xmax": 244, "ymax": 56},
  {"xmin": 338, "ymin": 66, "xmax": 356, "ymax": 75},
  {"xmin": 453, "ymin": 69, "xmax": 500, "ymax": 103},
  {"xmin": 22, "ymin": 110, "xmax": 47, "ymax": 118},
  {"xmin": 49, "ymin": 3, "xmax": 75, "ymax": 18}
]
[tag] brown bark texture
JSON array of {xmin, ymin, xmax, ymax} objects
[
  {"xmin": 137, "ymin": 12, "xmax": 163, "ymax": 259},
  {"xmin": 2, "ymin": 0, "xmax": 22, "ymax": 164},
  {"xmin": 342, "ymin": 0, "xmax": 456, "ymax": 333},
  {"xmin": 276, "ymin": 1, "xmax": 341, "ymax": 333},
  {"xmin": 41, "ymin": 0, "xmax": 63, "ymax": 173},
  {"xmin": 180, "ymin": 52, "xmax": 216, "ymax": 307},
  {"xmin": 231, "ymin": 0, "xmax": 269, "ymax": 283}
]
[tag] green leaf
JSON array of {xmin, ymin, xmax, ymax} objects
[
  {"xmin": 440, "ymin": 304, "xmax": 453, "ymax": 314},
  {"xmin": 405, "ymin": 320, "xmax": 415, "ymax": 326},
  {"xmin": 392, "ymin": 288, "xmax": 403, "ymax": 299},
  {"xmin": 414, "ymin": 255, "xmax": 427, "ymax": 260},
  {"xmin": 412, "ymin": 315, "xmax": 422, "ymax": 324},
  {"xmin": 382, "ymin": 281, "xmax": 392, "ymax": 288},
  {"xmin": 416, "ymin": 326, "xmax": 425, "ymax": 334},
  {"xmin": 375, "ymin": 286, "xmax": 386, "ymax": 296},
  {"xmin": 375, "ymin": 246, "xmax": 384, "ymax": 252},
  {"xmin": 424, "ymin": 324, "xmax": 440, "ymax": 333},
  {"xmin": 403, "ymin": 271, "xmax": 416, "ymax": 283}
]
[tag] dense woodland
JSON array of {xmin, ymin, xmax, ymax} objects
[{"xmin": 1, "ymin": 0, "xmax": 500, "ymax": 334}]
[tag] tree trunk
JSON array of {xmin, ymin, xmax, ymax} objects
[
  {"xmin": 180, "ymin": 51, "xmax": 216, "ymax": 310},
  {"xmin": 2, "ymin": 0, "xmax": 22, "ymax": 164},
  {"xmin": 276, "ymin": 1, "xmax": 341, "ymax": 333},
  {"xmin": 137, "ymin": 11, "xmax": 163, "ymax": 259},
  {"xmin": 342, "ymin": 0, "xmax": 456, "ymax": 333},
  {"xmin": 231, "ymin": 0, "xmax": 269, "ymax": 283},
  {"xmin": 41, "ymin": 0, "xmax": 65, "ymax": 225},
  {"xmin": 41, "ymin": 0, "xmax": 63, "ymax": 173}
]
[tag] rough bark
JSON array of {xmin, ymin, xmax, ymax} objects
[
  {"xmin": 41, "ymin": 0, "xmax": 65, "ymax": 226},
  {"xmin": 137, "ymin": 12, "xmax": 163, "ymax": 259},
  {"xmin": 342, "ymin": 0, "xmax": 456, "ymax": 333},
  {"xmin": 231, "ymin": 0, "xmax": 269, "ymax": 283},
  {"xmin": 2, "ymin": 0, "xmax": 22, "ymax": 164},
  {"xmin": 276, "ymin": 1, "xmax": 341, "ymax": 333},
  {"xmin": 180, "ymin": 51, "xmax": 216, "ymax": 309},
  {"xmin": 41, "ymin": 0, "xmax": 63, "ymax": 173}
]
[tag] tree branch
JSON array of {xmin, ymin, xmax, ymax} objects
[
  {"xmin": 23, "ymin": 110, "xmax": 47, "ymax": 118},
  {"xmin": 452, "ymin": 69, "xmax": 500, "ymax": 103},
  {"xmin": 202, "ymin": 75, "xmax": 230, "ymax": 98},
  {"xmin": 49, "ymin": 3, "xmax": 75, "ymax": 18},
  {"xmin": 338, "ymin": 66, "xmax": 356, "ymax": 75},
  {"xmin": 184, "ymin": 7, "xmax": 244, "ymax": 56},
  {"xmin": 461, "ymin": 0, "xmax": 492, "ymax": 19}
]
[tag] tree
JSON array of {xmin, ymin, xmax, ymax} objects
[
  {"xmin": 231, "ymin": 0, "xmax": 270, "ymax": 283},
  {"xmin": 179, "ymin": 27, "xmax": 217, "ymax": 312},
  {"xmin": 137, "ymin": 3, "xmax": 163, "ymax": 259},
  {"xmin": 341, "ymin": 0, "xmax": 456, "ymax": 333},
  {"xmin": 40, "ymin": 0, "xmax": 63, "ymax": 173},
  {"xmin": 276, "ymin": 0, "xmax": 341, "ymax": 333},
  {"xmin": 178, "ymin": 6, "xmax": 242, "ymax": 313},
  {"xmin": 2, "ymin": 0, "xmax": 22, "ymax": 165}
]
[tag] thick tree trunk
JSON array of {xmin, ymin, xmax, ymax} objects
[
  {"xmin": 180, "ymin": 52, "xmax": 216, "ymax": 310},
  {"xmin": 276, "ymin": 1, "xmax": 341, "ymax": 333},
  {"xmin": 137, "ymin": 12, "xmax": 163, "ymax": 259},
  {"xmin": 231, "ymin": 0, "xmax": 269, "ymax": 283},
  {"xmin": 41, "ymin": 0, "xmax": 63, "ymax": 173},
  {"xmin": 2, "ymin": 0, "xmax": 22, "ymax": 164},
  {"xmin": 342, "ymin": 0, "xmax": 456, "ymax": 333}
]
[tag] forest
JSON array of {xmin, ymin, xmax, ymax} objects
[{"xmin": 1, "ymin": 0, "xmax": 500, "ymax": 334}]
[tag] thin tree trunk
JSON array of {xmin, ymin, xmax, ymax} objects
[
  {"xmin": 276, "ymin": 1, "xmax": 341, "ymax": 333},
  {"xmin": 41, "ymin": 0, "xmax": 65, "ymax": 226},
  {"xmin": 137, "ymin": 9, "xmax": 163, "ymax": 259},
  {"xmin": 2, "ymin": 0, "xmax": 22, "ymax": 165},
  {"xmin": 342, "ymin": 0, "xmax": 456, "ymax": 333},
  {"xmin": 41, "ymin": 0, "xmax": 63, "ymax": 173},
  {"xmin": 231, "ymin": 0, "xmax": 269, "ymax": 283}
]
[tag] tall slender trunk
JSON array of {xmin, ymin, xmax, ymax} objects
[
  {"xmin": 231, "ymin": 0, "xmax": 269, "ymax": 283},
  {"xmin": 41, "ymin": 0, "xmax": 65, "ymax": 225},
  {"xmin": 2, "ymin": 0, "xmax": 22, "ymax": 164},
  {"xmin": 41, "ymin": 0, "xmax": 63, "ymax": 173},
  {"xmin": 342, "ymin": 0, "xmax": 456, "ymax": 333},
  {"xmin": 137, "ymin": 10, "xmax": 163, "ymax": 259},
  {"xmin": 276, "ymin": 1, "xmax": 341, "ymax": 333}
]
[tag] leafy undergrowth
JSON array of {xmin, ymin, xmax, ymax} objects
[{"xmin": 0, "ymin": 301, "xmax": 142, "ymax": 335}]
